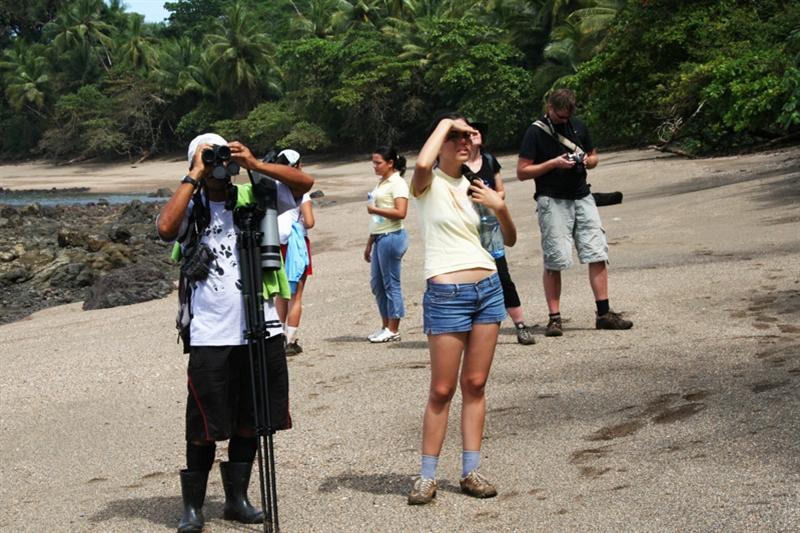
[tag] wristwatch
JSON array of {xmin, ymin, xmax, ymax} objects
[{"xmin": 181, "ymin": 175, "xmax": 199, "ymax": 189}]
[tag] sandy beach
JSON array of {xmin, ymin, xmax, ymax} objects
[{"xmin": 1, "ymin": 146, "xmax": 799, "ymax": 532}]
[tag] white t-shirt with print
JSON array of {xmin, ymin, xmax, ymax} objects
[{"xmin": 178, "ymin": 183, "xmax": 301, "ymax": 346}]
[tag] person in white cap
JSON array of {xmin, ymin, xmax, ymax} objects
[
  {"xmin": 274, "ymin": 149, "xmax": 315, "ymax": 356},
  {"xmin": 157, "ymin": 134, "xmax": 314, "ymax": 533}
]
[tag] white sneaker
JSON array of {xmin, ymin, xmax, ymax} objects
[
  {"xmin": 367, "ymin": 328, "xmax": 385, "ymax": 341},
  {"xmin": 369, "ymin": 328, "xmax": 401, "ymax": 343}
]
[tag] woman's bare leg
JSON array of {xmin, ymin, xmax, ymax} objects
[
  {"xmin": 286, "ymin": 278, "xmax": 306, "ymax": 328},
  {"xmin": 421, "ymin": 332, "xmax": 467, "ymax": 456},
  {"xmin": 460, "ymin": 322, "xmax": 499, "ymax": 451}
]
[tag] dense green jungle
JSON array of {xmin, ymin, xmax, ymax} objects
[{"xmin": 1, "ymin": 0, "xmax": 798, "ymax": 161}]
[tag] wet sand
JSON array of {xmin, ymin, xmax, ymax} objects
[{"xmin": 1, "ymin": 146, "xmax": 799, "ymax": 531}]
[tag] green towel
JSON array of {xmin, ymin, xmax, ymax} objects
[{"xmin": 171, "ymin": 183, "xmax": 290, "ymax": 300}]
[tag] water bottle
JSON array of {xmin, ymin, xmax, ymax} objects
[{"xmin": 367, "ymin": 191, "xmax": 385, "ymax": 224}]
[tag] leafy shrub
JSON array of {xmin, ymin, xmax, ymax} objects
[
  {"xmin": 276, "ymin": 37, "xmax": 342, "ymax": 144},
  {"xmin": 38, "ymin": 85, "xmax": 128, "ymax": 159},
  {"xmin": 568, "ymin": 0, "xmax": 800, "ymax": 153},
  {"xmin": 0, "ymin": 111, "xmax": 42, "ymax": 158},
  {"xmin": 175, "ymin": 103, "xmax": 220, "ymax": 143},
  {"xmin": 209, "ymin": 102, "xmax": 308, "ymax": 153},
  {"xmin": 278, "ymin": 121, "xmax": 331, "ymax": 152},
  {"xmin": 416, "ymin": 19, "xmax": 535, "ymax": 148},
  {"xmin": 81, "ymin": 118, "xmax": 129, "ymax": 156},
  {"xmin": 238, "ymin": 101, "xmax": 295, "ymax": 151},
  {"xmin": 210, "ymin": 119, "xmax": 244, "ymax": 143},
  {"xmin": 329, "ymin": 30, "xmax": 420, "ymax": 148}
]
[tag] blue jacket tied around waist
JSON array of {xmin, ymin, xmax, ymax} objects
[{"xmin": 285, "ymin": 220, "xmax": 309, "ymax": 294}]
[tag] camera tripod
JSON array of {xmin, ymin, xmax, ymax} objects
[{"xmin": 234, "ymin": 202, "xmax": 281, "ymax": 533}]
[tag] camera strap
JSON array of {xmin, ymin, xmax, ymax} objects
[
  {"xmin": 183, "ymin": 188, "xmax": 210, "ymax": 247},
  {"xmin": 532, "ymin": 119, "xmax": 585, "ymax": 157}
]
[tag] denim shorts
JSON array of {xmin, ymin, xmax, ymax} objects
[{"xmin": 423, "ymin": 273, "xmax": 506, "ymax": 335}]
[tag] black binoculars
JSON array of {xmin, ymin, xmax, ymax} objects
[{"xmin": 202, "ymin": 144, "xmax": 240, "ymax": 180}]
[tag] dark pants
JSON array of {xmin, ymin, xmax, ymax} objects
[
  {"xmin": 186, "ymin": 335, "xmax": 291, "ymax": 442},
  {"xmin": 495, "ymin": 256, "xmax": 521, "ymax": 309}
]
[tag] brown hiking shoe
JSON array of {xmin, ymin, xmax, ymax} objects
[
  {"xmin": 545, "ymin": 317, "xmax": 563, "ymax": 337},
  {"xmin": 285, "ymin": 340, "xmax": 303, "ymax": 356},
  {"xmin": 408, "ymin": 477, "xmax": 437, "ymax": 505},
  {"xmin": 596, "ymin": 310, "xmax": 633, "ymax": 330},
  {"xmin": 516, "ymin": 325, "xmax": 537, "ymax": 345},
  {"xmin": 460, "ymin": 470, "xmax": 497, "ymax": 499}
]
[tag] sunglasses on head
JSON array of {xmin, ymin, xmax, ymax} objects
[{"xmin": 446, "ymin": 131, "xmax": 471, "ymax": 142}]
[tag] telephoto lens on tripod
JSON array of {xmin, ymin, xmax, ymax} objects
[
  {"xmin": 249, "ymin": 173, "xmax": 282, "ymax": 271},
  {"xmin": 202, "ymin": 144, "xmax": 241, "ymax": 180}
]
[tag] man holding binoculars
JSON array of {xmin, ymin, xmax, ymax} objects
[{"xmin": 156, "ymin": 133, "xmax": 313, "ymax": 533}]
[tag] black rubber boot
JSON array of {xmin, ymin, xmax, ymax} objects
[
  {"xmin": 220, "ymin": 461, "xmax": 265, "ymax": 524},
  {"xmin": 178, "ymin": 469, "xmax": 208, "ymax": 533}
]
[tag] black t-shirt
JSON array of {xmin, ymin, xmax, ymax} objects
[
  {"xmin": 475, "ymin": 152, "xmax": 501, "ymax": 190},
  {"xmin": 518, "ymin": 115, "xmax": 594, "ymax": 199}
]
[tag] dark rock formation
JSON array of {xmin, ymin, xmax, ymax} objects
[
  {"xmin": 83, "ymin": 262, "xmax": 172, "ymax": 310},
  {"xmin": 0, "ymin": 199, "xmax": 177, "ymax": 324}
]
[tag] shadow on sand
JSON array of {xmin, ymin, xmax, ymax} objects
[
  {"xmin": 89, "ymin": 496, "xmax": 225, "ymax": 529},
  {"xmin": 318, "ymin": 472, "xmax": 460, "ymax": 496}
]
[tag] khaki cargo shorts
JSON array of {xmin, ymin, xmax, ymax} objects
[{"xmin": 536, "ymin": 194, "xmax": 608, "ymax": 271}]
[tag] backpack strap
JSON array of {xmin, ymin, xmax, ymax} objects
[{"xmin": 533, "ymin": 120, "xmax": 585, "ymax": 157}]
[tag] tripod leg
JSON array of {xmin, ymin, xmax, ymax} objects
[
  {"xmin": 235, "ymin": 212, "xmax": 282, "ymax": 533},
  {"xmin": 255, "ymin": 345, "xmax": 276, "ymax": 533},
  {"xmin": 238, "ymin": 228, "xmax": 273, "ymax": 533}
]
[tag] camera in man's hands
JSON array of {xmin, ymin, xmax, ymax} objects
[
  {"xmin": 202, "ymin": 144, "xmax": 240, "ymax": 180},
  {"xmin": 568, "ymin": 152, "xmax": 585, "ymax": 166}
]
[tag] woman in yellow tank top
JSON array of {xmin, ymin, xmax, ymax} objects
[{"xmin": 406, "ymin": 113, "xmax": 517, "ymax": 505}]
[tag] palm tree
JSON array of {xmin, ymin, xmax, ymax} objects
[
  {"xmin": 543, "ymin": 18, "xmax": 580, "ymax": 70},
  {"xmin": 115, "ymin": 13, "xmax": 156, "ymax": 73},
  {"xmin": 0, "ymin": 41, "xmax": 50, "ymax": 116},
  {"xmin": 105, "ymin": 0, "xmax": 130, "ymax": 27},
  {"xmin": 329, "ymin": 0, "xmax": 389, "ymax": 32},
  {"xmin": 544, "ymin": 0, "xmax": 625, "ymax": 71},
  {"xmin": 153, "ymin": 36, "xmax": 208, "ymax": 97},
  {"xmin": 382, "ymin": 0, "xmax": 481, "ymax": 67},
  {"xmin": 203, "ymin": 2, "xmax": 278, "ymax": 111},
  {"xmin": 288, "ymin": 0, "xmax": 351, "ymax": 38},
  {"xmin": 43, "ymin": 0, "xmax": 115, "ymax": 74},
  {"xmin": 481, "ymin": 0, "xmax": 551, "ymax": 65}
]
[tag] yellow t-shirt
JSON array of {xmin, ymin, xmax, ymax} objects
[
  {"xmin": 411, "ymin": 167, "xmax": 496, "ymax": 279},
  {"xmin": 369, "ymin": 172, "xmax": 410, "ymax": 235}
]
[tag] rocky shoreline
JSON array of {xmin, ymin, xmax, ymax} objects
[{"xmin": 0, "ymin": 198, "xmax": 176, "ymax": 325}]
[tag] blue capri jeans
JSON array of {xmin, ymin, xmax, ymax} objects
[
  {"xmin": 370, "ymin": 229, "xmax": 409, "ymax": 319},
  {"xmin": 423, "ymin": 273, "xmax": 506, "ymax": 335}
]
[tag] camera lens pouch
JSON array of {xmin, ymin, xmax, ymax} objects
[{"xmin": 181, "ymin": 241, "xmax": 215, "ymax": 282}]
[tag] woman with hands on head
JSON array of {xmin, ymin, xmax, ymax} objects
[
  {"xmin": 406, "ymin": 113, "xmax": 516, "ymax": 506},
  {"xmin": 363, "ymin": 145, "xmax": 410, "ymax": 343}
]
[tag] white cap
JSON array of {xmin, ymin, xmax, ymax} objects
[
  {"xmin": 278, "ymin": 149, "xmax": 300, "ymax": 166},
  {"xmin": 187, "ymin": 133, "xmax": 228, "ymax": 162}
]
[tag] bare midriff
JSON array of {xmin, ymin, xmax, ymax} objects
[{"xmin": 429, "ymin": 267, "xmax": 495, "ymax": 284}]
